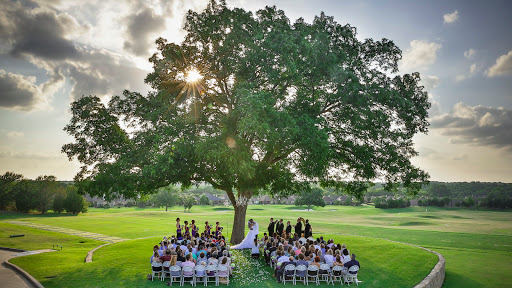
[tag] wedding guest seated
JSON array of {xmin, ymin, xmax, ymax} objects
[
  {"xmin": 208, "ymin": 251, "xmax": 219, "ymax": 266},
  {"xmin": 333, "ymin": 255, "xmax": 344, "ymax": 268},
  {"xmin": 343, "ymin": 254, "xmax": 360, "ymax": 274},
  {"xmin": 276, "ymin": 256, "xmax": 296, "ymax": 283},
  {"xmin": 176, "ymin": 249, "xmax": 186, "ymax": 263},
  {"xmin": 161, "ymin": 249, "xmax": 172, "ymax": 262},
  {"xmin": 342, "ymin": 248, "xmax": 351, "ymax": 263},
  {"xmin": 182, "ymin": 253, "xmax": 196, "ymax": 275},
  {"xmin": 251, "ymin": 238, "xmax": 260, "ymax": 259},
  {"xmin": 324, "ymin": 249, "xmax": 334, "ymax": 265},
  {"xmin": 296, "ymin": 253, "xmax": 309, "ymax": 267},
  {"xmin": 197, "ymin": 251, "xmax": 207, "ymax": 265},
  {"xmin": 151, "ymin": 250, "xmax": 161, "ymax": 263}
]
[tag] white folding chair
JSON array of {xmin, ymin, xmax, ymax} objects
[
  {"xmin": 294, "ymin": 265, "xmax": 308, "ymax": 285},
  {"xmin": 161, "ymin": 261, "xmax": 171, "ymax": 281},
  {"xmin": 306, "ymin": 265, "xmax": 319, "ymax": 286},
  {"xmin": 194, "ymin": 265, "xmax": 207, "ymax": 286},
  {"xmin": 217, "ymin": 264, "xmax": 230, "ymax": 286},
  {"xmin": 206, "ymin": 264, "xmax": 217, "ymax": 286},
  {"xmin": 151, "ymin": 262, "xmax": 162, "ymax": 281},
  {"xmin": 343, "ymin": 266, "xmax": 360, "ymax": 286},
  {"xmin": 319, "ymin": 263, "xmax": 331, "ymax": 284},
  {"xmin": 283, "ymin": 264, "xmax": 296, "ymax": 285},
  {"xmin": 181, "ymin": 266, "xmax": 195, "ymax": 286},
  {"xmin": 330, "ymin": 265, "xmax": 343, "ymax": 285},
  {"xmin": 169, "ymin": 265, "xmax": 182, "ymax": 286}
]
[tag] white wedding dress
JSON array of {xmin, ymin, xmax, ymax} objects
[{"xmin": 231, "ymin": 221, "xmax": 259, "ymax": 249}]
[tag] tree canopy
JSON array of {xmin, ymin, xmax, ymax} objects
[
  {"xmin": 62, "ymin": 0, "xmax": 430, "ymax": 243},
  {"xmin": 295, "ymin": 187, "xmax": 325, "ymax": 210}
]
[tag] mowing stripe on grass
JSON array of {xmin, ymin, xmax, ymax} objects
[{"xmin": 5, "ymin": 221, "xmax": 128, "ymax": 243}]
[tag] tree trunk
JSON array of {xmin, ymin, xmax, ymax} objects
[
  {"xmin": 230, "ymin": 202, "xmax": 248, "ymax": 245},
  {"xmin": 165, "ymin": 205, "xmax": 168, "ymax": 211}
]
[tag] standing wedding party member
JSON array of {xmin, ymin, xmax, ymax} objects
[
  {"xmin": 176, "ymin": 218, "xmax": 182, "ymax": 239},
  {"xmin": 285, "ymin": 220, "xmax": 292, "ymax": 235},
  {"xmin": 294, "ymin": 217, "xmax": 303, "ymax": 237},
  {"xmin": 268, "ymin": 218, "xmax": 276, "ymax": 237},
  {"xmin": 276, "ymin": 219, "xmax": 284, "ymax": 236},
  {"xmin": 204, "ymin": 221, "xmax": 211, "ymax": 237},
  {"xmin": 304, "ymin": 219, "xmax": 312, "ymax": 238},
  {"xmin": 215, "ymin": 222, "xmax": 222, "ymax": 238},
  {"xmin": 191, "ymin": 220, "xmax": 198, "ymax": 237},
  {"xmin": 184, "ymin": 220, "xmax": 190, "ymax": 237}
]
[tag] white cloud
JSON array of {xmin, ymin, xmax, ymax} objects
[
  {"xmin": 470, "ymin": 63, "xmax": 477, "ymax": 74},
  {"xmin": 464, "ymin": 48, "xmax": 476, "ymax": 59},
  {"xmin": 430, "ymin": 103, "xmax": 512, "ymax": 151},
  {"xmin": 487, "ymin": 50, "xmax": 512, "ymax": 77},
  {"xmin": 421, "ymin": 75, "xmax": 440, "ymax": 90},
  {"xmin": 400, "ymin": 40, "xmax": 442, "ymax": 71},
  {"xmin": 6, "ymin": 131, "xmax": 24, "ymax": 138},
  {"xmin": 455, "ymin": 75, "xmax": 466, "ymax": 81},
  {"xmin": 443, "ymin": 10, "xmax": 459, "ymax": 24}
]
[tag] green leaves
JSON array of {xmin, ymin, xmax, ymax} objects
[{"xmin": 63, "ymin": 0, "xmax": 429, "ymax": 203}]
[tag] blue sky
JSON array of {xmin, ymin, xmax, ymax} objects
[{"xmin": 0, "ymin": 0, "xmax": 511, "ymax": 182}]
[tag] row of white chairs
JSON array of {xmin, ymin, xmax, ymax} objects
[
  {"xmin": 281, "ymin": 264, "xmax": 360, "ymax": 286},
  {"xmin": 151, "ymin": 262, "xmax": 231, "ymax": 286}
]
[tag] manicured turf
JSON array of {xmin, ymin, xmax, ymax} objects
[{"xmin": 2, "ymin": 205, "xmax": 512, "ymax": 287}]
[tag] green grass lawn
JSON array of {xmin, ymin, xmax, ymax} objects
[{"xmin": 1, "ymin": 205, "xmax": 512, "ymax": 287}]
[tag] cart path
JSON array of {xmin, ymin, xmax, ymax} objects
[{"xmin": 5, "ymin": 221, "xmax": 128, "ymax": 243}]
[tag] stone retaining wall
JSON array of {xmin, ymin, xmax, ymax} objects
[{"xmin": 413, "ymin": 247, "xmax": 445, "ymax": 288}]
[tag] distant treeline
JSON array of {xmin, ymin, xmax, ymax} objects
[
  {"xmin": 365, "ymin": 182, "xmax": 512, "ymax": 209},
  {"xmin": 0, "ymin": 172, "xmax": 88, "ymax": 214}
]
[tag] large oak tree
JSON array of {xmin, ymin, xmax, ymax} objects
[{"xmin": 63, "ymin": 0, "xmax": 430, "ymax": 244}]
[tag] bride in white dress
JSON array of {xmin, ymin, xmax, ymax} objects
[{"xmin": 231, "ymin": 219, "xmax": 259, "ymax": 249}]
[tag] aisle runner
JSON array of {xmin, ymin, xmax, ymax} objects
[{"xmin": 5, "ymin": 221, "xmax": 127, "ymax": 243}]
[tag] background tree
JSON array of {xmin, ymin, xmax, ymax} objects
[
  {"xmin": 34, "ymin": 175, "xmax": 58, "ymax": 214},
  {"xmin": 63, "ymin": 1, "xmax": 430, "ymax": 243},
  {"xmin": 13, "ymin": 180, "xmax": 36, "ymax": 213},
  {"xmin": 52, "ymin": 186, "xmax": 67, "ymax": 213},
  {"xmin": 295, "ymin": 187, "xmax": 325, "ymax": 210},
  {"xmin": 65, "ymin": 185, "xmax": 87, "ymax": 214},
  {"xmin": 151, "ymin": 185, "xmax": 179, "ymax": 211},
  {"xmin": 0, "ymin": 172, "xmax": 23, "ymax": 210},
  {"xmin": 199, "ymin": 194, "xmax": 211, "ymax": 205},
  {"xmin": 182, "ymin": 194, "xmax": 195, "ymax": 212}
]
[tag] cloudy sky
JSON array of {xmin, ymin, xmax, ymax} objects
[{"xmin": 0, "ymin": 0, "xmax": 511, "ymax": 182}]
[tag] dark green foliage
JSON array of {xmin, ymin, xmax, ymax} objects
[
  {"xmin": 199, "ymin": 194, "xmax": 211, "ymax": 205},
  {"xmin": 34, "ymin": 175, "xmax": 58, "ymax": 214},
  {"xmin": 150, "ymin": 186, "xmax": 179, "ymax": 211},
  {"xmin": 374, "ymin": 196, "xmax": 410, "ymax": 209},
  {"xmin": 295, "ymin": 187, "xmax": 325, "ymax": 210},
  {"xmin": 0, "ymin": 171, "xmax": 23, "ymax": 210},
  {"xmin": 14, "ymin": 180, "xmax": 37, "ymax": 212},
  {"xmin": 64, "ymin": 185, "xmax": 86, "ymax": 214},
  {"xmin": 182, "ymin": 195, "xmax": 195, "ymax": 212},
  {"xmin": 52, "ymin": 188, "xmax": 66, "ymax": 213},
  {"xmin": 62, "ymin": 1, "xmax": 430, "ymax": 242}
]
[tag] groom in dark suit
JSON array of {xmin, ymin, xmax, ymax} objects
[{"xmin": 268, "ymin": 218, "xmax": 276, "ymax": 237}]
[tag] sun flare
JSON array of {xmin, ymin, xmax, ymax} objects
[{"xmin": 185, "ymin": 68, "xmax": 203, "ymax": 83}]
